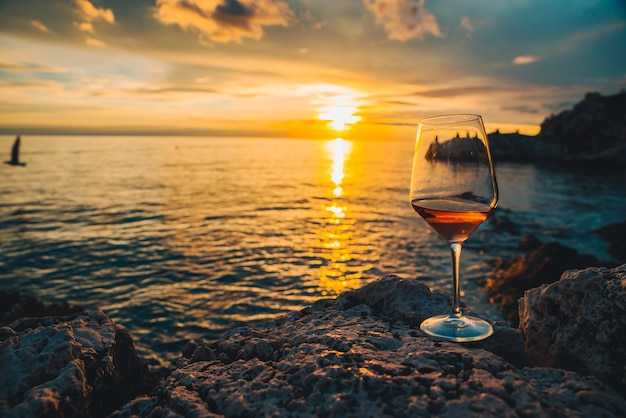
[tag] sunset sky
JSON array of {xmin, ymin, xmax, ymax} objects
[{"xmin": 1, "ymin": 0, "xmax": 624, "ymax": 140}]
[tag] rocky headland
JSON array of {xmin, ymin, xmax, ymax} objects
[
  {"xmin": 2, "ymin": 267, "xmax": 626, "ymax": 417},
  {"xmin": 433, "ymin": 90, "xmax": 626, "ymax": 168}
]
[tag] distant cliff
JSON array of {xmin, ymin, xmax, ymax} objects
[
  {"xmin": 538, "ymin": 90, "xmax": 626, "ymax": 154},
  {"xmin": 488, "ymin": 90, "xmax": 626, "ymax": 167}
]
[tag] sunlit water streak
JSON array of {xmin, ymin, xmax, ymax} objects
[{"xmin": 1, "ymin": 135, "xmax": 624, "ymax": 370}]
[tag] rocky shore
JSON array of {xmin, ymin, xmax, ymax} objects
[
  {"xmin": 0, "ymin": 296, "xmax": 157, "ymax": 418},
  {"xmin": 487, "ymin": 91, "xmax": 625, "ymax": 168},
  {"xmin": 2, "ymin": 264, "xmax": 626, "ymax": 417},
  {"xmin": 486, "ymin": 236, "xmax": 611, "ymax": 326}
]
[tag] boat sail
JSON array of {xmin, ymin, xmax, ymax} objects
[{"xmin": 4, "ymin": 135, "xmax": 26, "ymax": 166}]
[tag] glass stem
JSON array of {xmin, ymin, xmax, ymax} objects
[{"xmin": 449, "ymin": 242, "xmax": 463, "ymax": 317}]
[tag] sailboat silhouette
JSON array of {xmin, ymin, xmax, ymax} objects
[{"xmin": 4, "ymin": 135, "xmax": 26, "ymax": 166}]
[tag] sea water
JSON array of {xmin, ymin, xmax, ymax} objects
[{"xmin": 1, "ymin": 135, "xmax": 624, "ymax": 369}]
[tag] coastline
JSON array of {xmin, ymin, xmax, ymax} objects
[
  {"xmin": 2, "ymin": 267, "xmax": 626, "ymax": 417},
  {"xmin": 486, "ymin": 91, "xmax": 626, "ymax": 169}
]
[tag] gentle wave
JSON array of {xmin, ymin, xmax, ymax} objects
[{"xmin": 1, "ymin": 135, "xmax": 624, "ymax": 370}]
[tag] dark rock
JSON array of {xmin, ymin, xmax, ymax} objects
[
  {"xmin": 518, "ymin": 234, "xmax": 542, "ymax": 252},
  {"xmin": 337, "ymin": 276, "xmax": 531, "ymax": 369},
  {"xmin": 488, "ymin": 132, "xmax": 561, "ymax": 162},
  {"xmin": 596, "ymin": 221, "xmax": 626, "ymax": 262},
  {"xmin": 561, "ymin": 144, "xmax": 626, "ymax": 169},
  {"xmin": 0, "ymin": 289, "xmax": 83, "ymax": 326},
  {"xmin": 110, "ymin": 275, "xmax": 625, "ymax": 418},
  {"xmin": 539, "ymin": 91, "xmax": 626, "ymax": 158},
  {"xmin": 519, "ymin": 265, "xmax": 626, "ymax": 398},
  {"xmin": 487, "ymin": 90, "xmax": 626, "ymax": 168},
  {"xmin": 487, "ymin": 209, "xmax": 521, "ymax": 236},
  {"xmin": 423, "ymin": 91, "xmax": 626, "ymax": 170},
  {"xmin": 486, "ymin": 240, "xmax": 603, "ymax": 326},
  {"xmin": 425, "ymin": 134, "xmax": 486, "ymax": 162},
  {"xmin": 0, "ymin": 311, "xmax": 157, "ymax": 418}
]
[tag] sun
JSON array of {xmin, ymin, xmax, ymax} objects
[
  {"xmin": 313, "ymin": 85, "xmax": 363, "ymax": 132},
  {"xmin": 318, "ymin": 105, "xmax": 362, "ymax": 132}
]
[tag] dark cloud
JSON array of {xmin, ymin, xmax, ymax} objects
[
  {"xmin": 382, "ymin": 100, "xmax": 419, "ymax": 106},
  {"xmin": 500, "ymin": 105, "xmax": 541, "ymax": 115},
  {"xmin": 545, "ymin": 99, "xmax": 578, "ymax": 113},
  {"xmin": 213, "ymin": 0, "xmax": 255, "ymax": 30},
  {"xmin": 216, "ymin": 0, "xmax": 251, "ymax": 17},
  {"xmin": 413, "ymin": 86, "xmax": 503, "ymax": 98},
  {"xmin": 133, "ymin": 85, "xmax": 219, "ymax": 95}
]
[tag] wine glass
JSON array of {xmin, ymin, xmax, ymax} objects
[{"xmin": 410, "ymin": 114, "xmax": 498, "ymax": 342}]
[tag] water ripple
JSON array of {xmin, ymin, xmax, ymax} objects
[{"xmin": 1, "ymin": 136, "xmax": 625, "ymax": 370}]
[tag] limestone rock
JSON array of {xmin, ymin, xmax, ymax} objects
[
  {"xmin": 111, "ymin": 276, "xmax": 625, "ymax": 418},
  {"xmin": 0, "ymin": 289, "xmax": 83, "ymax": 326},
  {"xmin": 487, "ymin": 239, "xmax": 603, "ymax": 326},
  {"xmin": 519, "ymin": 264, "xmax": 626, "ymax": 398},
  {"xmin": 0, "ymin": 311, "xmax": 156, "ymax": 418}
]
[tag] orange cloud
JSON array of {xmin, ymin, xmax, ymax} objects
[
  {"xmin": 363, "ymin": 0, "xmax": 442, "ymax": 41},
  {"xmin": 74, "ymin": 0, "xmax": 115, "ymax": 24},
  {"xmin": 30, "ymin": 20, "xmax": 52, "ymax": 33},
  {"xmin": 72, "ymin": 0, "xmax": 114, "ymax": 47},
  {"xmin": 513, "ymin": 55, "xmax": 540, "ymax": 65},
  {"xmin": 153, "ymin": 0, "xmax": 293, "ymax": 44},
  {"xmin": 85, "ymin": 37, "xmax": 107, "ymax": 47},
  {"xmin": 74, "ymin": 21, "xmax": 94, "ymax": 33}
]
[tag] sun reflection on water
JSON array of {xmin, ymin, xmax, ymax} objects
[
  {"xmin": 331, "ymin": 138, "xmax": 347, "ymax": 197},
  {"xmin": 317, "ymin": 138, "xmax": 362, "ymax": 294}
]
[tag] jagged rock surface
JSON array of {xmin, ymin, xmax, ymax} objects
[
  {"xmin": 0, "ymin": 289, "xmax": 84, "ymax": 326},
  {"xmin": 486, "ymin": 239, "xmax": 604, "ymax": 326},
  {"xmin": 0, "ymin": 311, "xmax": 156, "ymax": 418},
  {"xmin": 519, "ymin": 264, "xmax": 626, "ymax": 398},
  {"xmin": 111, "ymin": 276, "xmax": 625, "ymax": 418}
]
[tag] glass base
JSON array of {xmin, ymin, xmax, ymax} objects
[{"xmin": 420, "ymin": 314, "xmax": 493, "ymax": 342}]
